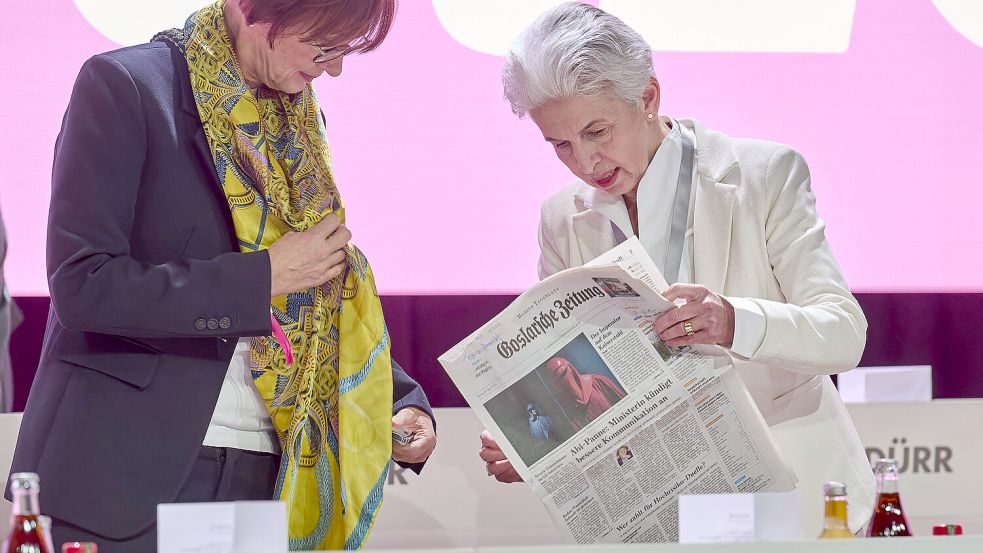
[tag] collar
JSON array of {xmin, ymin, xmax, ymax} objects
[{"xmin": 573, "ymin": 120, "xmax": 684, "ymax": 241}]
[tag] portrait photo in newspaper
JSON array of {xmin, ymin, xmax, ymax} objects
[
  {"xmin": 592, "ymin": 277, "xmax": 641, "ymax": 299},
  {"xmin": 484, "ymin": 333, "xmax": 628, "ymax": 466}
]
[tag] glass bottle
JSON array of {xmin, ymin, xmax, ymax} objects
[
  {"xmin": 818, "ymin": 481, "xmax": 854, "ymax": 539},
  {"xmin": 3, "ymin": 472, "xmax": 53, "ymax": 553},
  {"xmin": 866, "ymin": 458, "xmax": 913, "ymax": 537}
]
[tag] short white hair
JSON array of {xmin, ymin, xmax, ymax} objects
[{"xmin": 502, "ymin": 2, "xmax": 654, "ymax": 117}]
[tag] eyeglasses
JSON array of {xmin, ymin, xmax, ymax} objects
[{"xmin": 313, "ymin": 45, "xmax": 352, "ymax": 64}]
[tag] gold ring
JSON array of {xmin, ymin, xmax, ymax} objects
[{"xmin": 683, "ymin": 321, "xmax": 695, "ymax": 336}]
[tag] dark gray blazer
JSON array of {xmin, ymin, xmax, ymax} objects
[{"xmin": 8, "ymin": 40, "xmax": 431, "ymax": 539}]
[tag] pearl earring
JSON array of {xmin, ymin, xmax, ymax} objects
[{"xmin": 647, "ymin": 113, "xmax": 655, "ymax": 120}]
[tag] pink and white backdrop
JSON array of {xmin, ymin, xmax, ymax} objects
[{"xmin": 0, "ymin": 0, "xmax": 981, "ymax": 296}]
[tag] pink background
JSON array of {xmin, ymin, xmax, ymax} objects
[{"xmin": 0, "ymin": 1, "xmax": 980, "ymax": 295}]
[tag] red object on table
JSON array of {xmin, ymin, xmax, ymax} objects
[
  {"xmin": 61, "ymin": 542, "xmax": 98, "ymax": 553},
  {"xmin": 932, "ymin": 524, "xmax": 963, "ymax": 536}
]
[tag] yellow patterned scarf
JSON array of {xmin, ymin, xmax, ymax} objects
[{"xmin": 158, "ymin": 2, "xmax": 393, "ymax": 549}]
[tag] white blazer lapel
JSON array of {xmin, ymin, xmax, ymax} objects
[
  {"xmin": 571, "ymin": 210, "xmax": 618, "ymax": 265},
  {"xmin": 687, "ymin": 119, "xmax": 738, "ymax": 294},
  {"xmin": 693, "ymin": 176, "xmax": 736, "ymax": 293},
  {"xmin": 570, "ymin": 186, "xmax": 632, "ymax": 265}
]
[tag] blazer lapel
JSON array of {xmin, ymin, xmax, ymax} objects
[
  {"xmin": 570, "ymin": 187, "xmax": 633, "ymax": 265},
  {"xmin": 170, "ymin": 45, "xmax": 220, "ymax": 188},
  {"xmin": 693, "ymin": 175, "xmax": 736, "ymax": 293},
  {"xmin": 184, "ymin": 107, "xmax": 218, "ymax": 187},
  {"xmin": 686, "ymin": 119, "xmax": 738, "ymax": 294},
  {"xmin": 571, "ymin": 210, "xmax": 618, "ymax": 265}
]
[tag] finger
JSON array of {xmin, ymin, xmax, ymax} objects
[
  {"xmin": 395, "ymin": 446, "xmax": 423, "ymax": 464},
  {"xmin": 664, "ymin": 329, "xmax": 708, "ymax": 348},
  {"xmin": 322, "ymin": 249, "xmax": 347, "ymax": 269},
  {"xmin": 479, "ymin": 445, "xmax": 508, "ymax": 463},
  {"xmin": 496, "ymin": 471, "xmax": 522, "ymax": 483},
  {"xmin": 322, "ymin": 261, "xmax": 347, "ymax": 283},
  {"xmin": 323, "ymin": 230, "xmax": 352, "ymax": 258},
  {"xmin": 479, "ymin": 430, "xmax": 499, "ymax": 449},
  {"xmin": 392, "ymin": 441, "xmax": 422, "ymax": 464},
  {"xmin": 391, "ymin": 412, "xmax": 413, "ymax": 429},
  {"xmin": 486, "ymin": 459, "xmax": 514, "ymax": 476},
  {"xmin": 313, "ymin": 213, "xmax": 341, "ymax": 237},
  {"xmin": 487, "ymin": 461, "xmax": 522, "ymax": 483},
  {"xmin": 661, "ymin": 315, "xmax": 706, "ymax": 341},
  {"xmin": 652, "ymin": 302, "xmax": 702, "ymax": 334},
  {"xmin": 392, "ymin": 442, "xmax": 410, "ymax": 461},
  {"xmin": 415, "ymin": 442, "xmax": 437, "ymax": 463},
  {"xmin": 662, "ymin": 283, "xmax": 706, "ymax": 303},
  {"xmin": 401, "ymin": 435, "xmax": 436, "ymax": 464}
]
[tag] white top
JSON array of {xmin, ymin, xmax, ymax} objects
[
  {"xmin": 202, "ymin": 338, "xmax": 280, "ymax": 453},
  {"xmin": 613, "ymin": 120, "xmax": 765, "ymax": 358}
]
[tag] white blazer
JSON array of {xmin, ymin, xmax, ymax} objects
[{"xmin": 538, "ymin": 119, "xmax": 875, "ymax": 535}]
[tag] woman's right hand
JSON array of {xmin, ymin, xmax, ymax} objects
[
  {"xmin": 268, "ymin": 214, "xmax": 351, "ymax": 298},
  {"xmin": 479, "ymin": 430, "xmax": 523, "ymax": 483}
]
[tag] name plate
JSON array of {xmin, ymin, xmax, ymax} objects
[
  {"xmin": 678, "ymin": 491, "xmax": 801, "ymax": 543},
  {"xmin": 839, "ymin": 365, "xmax": 933, "ymax": 403},
  {"xmin": 157, "ymin": 501, "xmax": 287, "ymax": 553}
]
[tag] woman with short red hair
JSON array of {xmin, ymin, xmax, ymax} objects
[{"xmin": 8, "ymin": 0, "xmax": 435, "ymax": 550}]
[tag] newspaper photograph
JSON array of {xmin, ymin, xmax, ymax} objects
[{"xmin": 439, "ymin": 238, "xmax": 796, "ymax": 544}]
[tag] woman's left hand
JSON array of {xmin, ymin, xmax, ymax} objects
[
  {"xmin": 653, "ymin": 284, "xmax": 735, "ymax": 348},
  {"xmin": 392, "ymin": 407, "xmax": 436, "ymax": 464}
]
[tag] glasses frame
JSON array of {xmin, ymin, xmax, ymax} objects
[{"xmin": 313, "ymin": 45, "xmax": 351, "ymax": 64}]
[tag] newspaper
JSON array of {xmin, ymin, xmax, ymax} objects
[{"xmin": 438, "ymin": 238, "xmax": 796, "ymax": 544}]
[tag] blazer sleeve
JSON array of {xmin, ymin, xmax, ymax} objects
[
  {"xmin": 743, "ymin": 147, "xmax": 867, "ymax": 374},
  {"xmin": 391, "ymin": 358, "xmax": 433, "ymax": 474},
  {"xmin": 391, "ymin": 358, "xmax": 433, "ymax": 421},
  {"xmin": 46, "ymin": 54, "xmax": 271, "ymax": 338}
]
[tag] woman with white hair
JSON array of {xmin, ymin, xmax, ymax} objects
[{"xmin": 479, "ymin": 2, "xmax": 874, "ymax": 536}]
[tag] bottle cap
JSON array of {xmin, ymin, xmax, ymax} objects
[
  {"xmin": 8, "ymin": 472, "xmax": 40, "ymax": 492},
  {"xmin": 932, "ymin": 524, "xmax": 963, "ymax": 535},
  {"xmin": 822, "ymin": 481, "xmax": 847, "ymax": 497},
  {"xmin": 872, "ymin": 458, "xmax": 901, "ymax": 476},
  {"xmin": 62, "ymin": 542, "xmax": 98, "ymax": 553}
]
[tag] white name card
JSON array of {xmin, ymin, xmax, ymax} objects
[
  {"xmin": 678, "ymin": 491, "xmax": 801, "ymax": 543},
  {"xmin": 838, "ymin": 365, "xmax": 933, "ymax": 403},
  {"xmin": 157, "ymin": 501, "xmax": 287, "ymax": 553}
]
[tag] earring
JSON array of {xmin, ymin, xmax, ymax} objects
[{"xmin": 647, "ymin": 113, "xmax": 655, "ymax": 120}]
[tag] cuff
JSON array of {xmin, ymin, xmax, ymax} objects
[{"xmin": 727, "ymin": 296, "xmax": 766, "ymax": 358}]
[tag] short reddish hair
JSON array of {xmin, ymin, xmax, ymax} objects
[{"xmin": 240, "ymin": 0, "xmax": 397, "ymax": 51}]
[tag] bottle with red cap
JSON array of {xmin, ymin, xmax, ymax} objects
[{"xmin": 932, "ymin": 524, "xmax": 963, "ymax": 536}]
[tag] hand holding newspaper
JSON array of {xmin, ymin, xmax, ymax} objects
[{"xmin": 439, "ymin": 238, "xmax": 796, "ymax": 544}]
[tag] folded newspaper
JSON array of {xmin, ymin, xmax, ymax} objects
[{"xmin": 438, "ymin": 238, "xmax": 796, "ymax": 544}]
